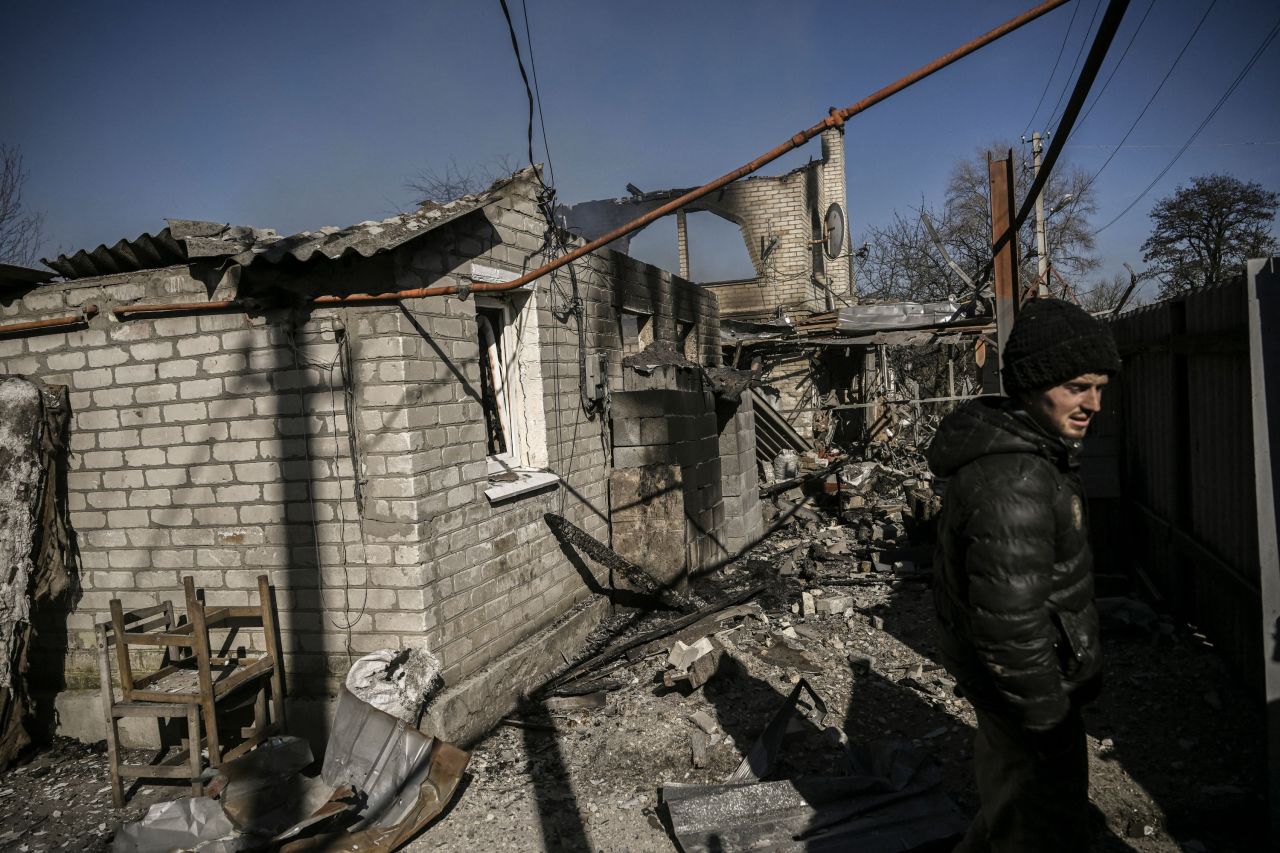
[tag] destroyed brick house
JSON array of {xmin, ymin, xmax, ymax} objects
[
  {"xmin": 0, "ymin": 166, "xmax": 765, "ymax": 753},
  {"xmin": 559, "ymin": 126, "xmax": 990, "ymax": 459},
  {"xmin": 560, "ymin": 127, "xmax": 854, "ymax": 446}
]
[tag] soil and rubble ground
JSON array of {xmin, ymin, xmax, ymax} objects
[{"xmin": 0, "ymin": 487, "xmax": 1266, "ymax": 852}]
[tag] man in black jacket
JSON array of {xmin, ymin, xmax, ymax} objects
[{"xmin": 927, "ymin": 299, "xmax": 1120, "ymax": 852}]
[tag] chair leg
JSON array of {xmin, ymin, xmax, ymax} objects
[
  {"xmin": 187, "ymin": 706, "xmax": 204, "ymax": 798},
  {"xmin": 106, "ymin": 717, "xmax": 125, "ymax": 809}
]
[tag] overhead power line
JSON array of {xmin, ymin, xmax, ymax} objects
[
  {"xmin": 497, "ymin": 0, "xmax": 544, "ymax": 186},
  {"xmin": 1023, "ymin": 0, "xmax": 1084, "ymax": 137},
  {"xmin": 1073, "ymin": 0, "xmax": 1157, "ymax": 132},
  {"xmin": 1007, "ymin": 0, "xmax": 1133, "ymax": 246},
  {"xmin": 1094, "ymin": 13, "xmax": 1280, "ymax": 235},
  {"xmin": 1080, "ymin": 0, "xmax": 1219, "ymax": 194},
  {"xmin": 1043, "ymin": 0, "xmax": 1105, "ymax": 132},
  {"xmin": 520, "ymin": 0, "xmax": 556, "ymax": 189}
]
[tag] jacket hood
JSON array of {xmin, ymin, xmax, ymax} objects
[{"xmin": 926, "ymin": 396, "xmax": 1074, "ymax": 477}]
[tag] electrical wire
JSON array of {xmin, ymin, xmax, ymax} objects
[
  {"xmin": 1069, "ymin": 139, "xmax": 1280, "ymax": 149},
  {"xmin": 1043, "ymin": 0, "xmax": 1105, "ymax": 132},
  {"xmin": 520, "ymin": 0, "xmax": 556, "ymax": 189},
  {"xmin": 284, "ymin": 320, "xmax": 369, "ymax": 656},
  {"xmin": 1080, "ymin": 0, "xmax": 1219, "ymax": 195},
  {"xmin": 1073, "ymin": 0, "xmax": 1157, "ymax": 133},
  {"xmin": 1094, "ymin": 13, "xmax": 1280, "ymax": 235},
  {"xmin": 497, "ymin": 0, "xmax": 540, "ymax": 181},
  {"xmin": 1023, "ymin": 0, "xmax": 1084, "ymax": 138}
]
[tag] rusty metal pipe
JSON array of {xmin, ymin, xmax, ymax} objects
[
  {"xmin": 113, "ymin": 300, "xmax": 242, "ymax": 319},
  {"xmin": 109, "ymin": 0, "xmax": 1069, "ymax": 319},
  {"xmin": 0, "ymin": 305, "xmax": 99, "ymax": 338}
]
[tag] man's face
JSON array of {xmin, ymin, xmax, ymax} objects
[{"xmin": 1023, "ymin": 372, "xmax": 1110, "ymax": 440}]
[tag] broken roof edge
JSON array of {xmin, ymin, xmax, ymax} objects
[
  {"xmin": 41, "ymin": 166, "xmax": 538, "ymax": 283},
  {"xmin": 0, "ymin": 262, "xmax": 57, "ymax": 289}
]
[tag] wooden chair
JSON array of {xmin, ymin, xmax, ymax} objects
[{"xmin": 95, "ymin": 574, "xmax": 286, "ymax": 807}]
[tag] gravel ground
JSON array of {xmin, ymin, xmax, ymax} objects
[{"xmin": 0, "ymin": 512, "xmax": 1266, "ymax": 852}]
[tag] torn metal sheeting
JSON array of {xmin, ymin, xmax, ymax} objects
[
  {"xmin": 278, "ymin": 741, "xmax": 469, "ymax": 853},
  {"xmin": 797, "ymin": 300, "xmax": 964, "ymax": 332},
  {"xmin": 111, "ymin": 796, "xmax": 245, "ymax": 853},
  {"xmin": 321, "ymin": 686, "xmax": 443, "ymax": 830},
  {"xmin": 213, "ymin": 735, "xmax": 318, "ymax": 832},
  {"xmin": 662, "ymin": 780, "xmax": 967, "ymax": 853},
  {"xmin": 726, "ymin": 678, "xmax": 827, "ymax": 784}
]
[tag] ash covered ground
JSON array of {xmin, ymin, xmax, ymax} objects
[{"xmin": 0, "ymin": 493, "xmax": 1266, "ymax": 852}]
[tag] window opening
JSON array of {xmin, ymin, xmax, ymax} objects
[
  {"xmin": 619, "ymin": 311, "xmax": 653, "ymax": 357},
  {"xmin": 678, "ymin": 320, "xmax": 698, "ymax": 363},
  {"xmin": 477, "ymin": 303, "xmax": 514, "ymax": 458}
]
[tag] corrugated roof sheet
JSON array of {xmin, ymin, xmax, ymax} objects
[
  {"xmin": 42, "ymin": 171, "xmax": 519, "ymax": 281},
  {"xmin": 0, "ymin": 262, "xmax": 57, "ymax": 288}
]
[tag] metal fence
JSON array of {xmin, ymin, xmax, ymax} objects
[{"xmin": 1106, "ymin": 274, "xmax": 1262, "ymax": 690}]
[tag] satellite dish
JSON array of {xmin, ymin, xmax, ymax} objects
[{"xmin": 823, "ymin": 203, "xmax": 846, "ymax": 260}]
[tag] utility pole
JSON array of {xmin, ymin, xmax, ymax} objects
[{"xmin": 1032, "ymin": 131, "xmax": 1050, "ymax": 297}]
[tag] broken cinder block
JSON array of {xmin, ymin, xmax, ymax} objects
[
  {"xmin": 667, "ymin": 637, "xmax": 715, "ymax": 671},
  {"xmin": 815, "ymin": 595, "xmax": 853, "ymax": 615}
]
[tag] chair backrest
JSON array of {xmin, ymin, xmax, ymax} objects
[
  {"xmin": 97, "ymin": 577, "xmax": 279, "ymax": 701},
  {"xmin": 104, "ymin": 601, "xmax": 182, "ymax": 696}
]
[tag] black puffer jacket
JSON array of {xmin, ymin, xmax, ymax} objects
[{"xmin": 927, "ymin": 397, "xmax": 1102, "ymax": 732}]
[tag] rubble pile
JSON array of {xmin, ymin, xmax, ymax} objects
[{"xmin": 0, "ymin": 463, "xmax": 1267, "ymax": 851}]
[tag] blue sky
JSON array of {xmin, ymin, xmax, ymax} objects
[{"xmin": 3, "ymin": 0, "xmax": 1277, "ymax": 301}]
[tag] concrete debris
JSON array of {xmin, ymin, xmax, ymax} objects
[
  {"xmin": 689, "ymin": 711, "xmax": 718, "ymax": 736},
  {"xmin": 543, "ymin": 692, "xmax": 608, "ymax": 712},
  {"xmin": 666, "ymin": 638, "xmax": 715, "ymax": 672},
  {"xmin": 814, "ymin": 595, "xmax": 853, "ymax": 615},
  {"xmin": 344, "ymin": 647, "xmax": 444, "ymax": 725},
  {"xmin": 5, "ymin": 432, "xmax": 1260, "ymax": 850},
  {"xmin": 665, "ymin": 648, "xmax": 742, "ymax": 691},
  {"xmin": 688, "ymin": 731, "xmax": 709, "ymax": 769}
]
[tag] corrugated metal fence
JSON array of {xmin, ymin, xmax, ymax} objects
[{"xmin": 1107, "ymin": 276, "xmax": 1261, "ymax": 690}]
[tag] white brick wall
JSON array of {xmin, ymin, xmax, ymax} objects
[{"xmin": 6, "ymin": 170, "xmax": 726, "ymax": 696}]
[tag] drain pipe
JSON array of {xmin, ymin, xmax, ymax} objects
[{"xmin": 112, "ymin": 0, "xmax": 1069, "ymax": 319}]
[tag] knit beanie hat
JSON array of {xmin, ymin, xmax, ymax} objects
[{"xmin": 1002, "ymin": 298, "xmax": 1121, "ymax": 395}]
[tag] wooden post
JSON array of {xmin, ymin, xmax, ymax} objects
[
  {"xmin": 108, "ymin": 599, "xmax": 135, "ymax": 699},
  {"xmin": 1246, "ymin": 257, "xmax": 1280, "ymax": 847},
  {"xmin": 185, "ymin": 576, "xmax": 222, "ymax": 766},
  {"xmin": 258, "ymin": 575, "xmax": 287, "ymax": 731},
  {"xmin": 988, "ymin": 151, "xmax": 1020, "ymax": 395}
]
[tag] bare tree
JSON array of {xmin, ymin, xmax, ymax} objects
[
  {"xmin": 406, "ymin": 155, "xmax": 517, "ymax": 206},
  {"xmin": 860, "ymin": 142, "xmax": 1098, "ymax": 303},
  {"xmin": 1079, "ymin": 271, "xmax": 1131, "ymax": 313},
  {"xmin": 1141, "ymin": 173, "xmax": 1278, "ymax": 299},
  {"xmin": 0, "ymin": 145, "xmax": 46, "ymax": 265}
]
